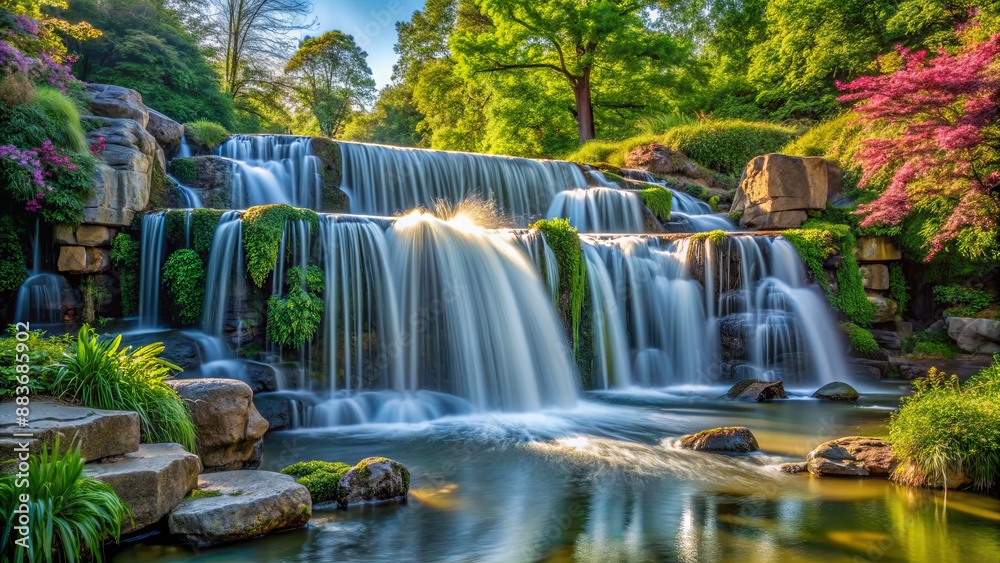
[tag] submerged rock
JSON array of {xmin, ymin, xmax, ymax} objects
[
  {"xmin": 337, "ymin": 457, "xmax": 411, "ymax": 507},
  {"xmin": 725, "ymin": 379, "xmax": 788, "ymax": 402},
  {"xmin": 806, "ymin": 437, "xmax": 897, "ymax": 477},
  {"xmin": 168, "ymin": 470, "xmax": 311, "ymax": 544},
  {"xmin": 779, "ymin": 461, "xmax": 808, "ymax": 474},
  {"xmin": 812, "ymin": 382, "xmax": 860, "ymax": 402},
  {"xmin": 679, "ymin": 426, "xmax": 760, "ymax": 453}
]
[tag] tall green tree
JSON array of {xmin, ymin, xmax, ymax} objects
[
  {"xmin": 341, "ymin": 82, "xmax": 424, "ymax": 146},
  {"xmin": 452, "ymin": 0, "xmax": 690, "ymax": 144},
  {"xmin": 284, "ymin": 31, "xmax": 375, "ymax": 138}
]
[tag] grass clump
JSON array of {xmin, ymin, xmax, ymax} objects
[
  {"xmin": 531, "ymin": 218, "xmax": 586, "ymax": 352},
  {"xmin": 281, "ymin": 460, "xmax": 352, "ymax": 503},
  {"xmin": 902, "ymin": 329, "xmax": 960, "ymax": 359},
  {"xmin": 662, "ymin": 119, "xmax": 797, "ymax": 176},
  {"xmin": 242, "ymin": 204, "xmax": 319, "ymax": 287},
  {"xmin": 889, "ymin": 360, "xmax": 1000, "ymax": 490},
  {"xmin": 639, "ymin": 186, "xmax": 672, "ymax": 222},
  {"xmin": 161, "ymin": 249, "xmax": 206, "ymax": 326},
  {"xmin": 50, "ymin": 325, "xmax": 197, "ymax": 452},
  {"xmin": 562, "ymin": 134, "xmax": 659, "ymax": 167},
  {"xmin": 183, "ymin": 120, "xmax": 229, "ymax": 151},
  {"xmin": 842, "ymin": 322, "xmax": 879, "ymax": 353},
  {"xmin": 691, "ymin": 230, "xmax": 728, "ymax": 245},
  {"xmin": 0, "ymin": 438, "xmax": 130, "ymax": 563},
  {"xmin": 32, "ymin": 86, "xmax": 88, "ymax": 154}
]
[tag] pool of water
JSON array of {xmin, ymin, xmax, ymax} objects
[{"xmin": 113, "ymin": 385, "xmax": 1000, "ymax": 562}]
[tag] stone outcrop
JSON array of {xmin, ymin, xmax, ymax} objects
[
  {"xmin": 337, "ymin": 457, "xmax": 410, "ymax": 507},
  {"xmin": 806, "ymin": 437, "xmax": 897, "ymax": 477},
  {"xmin": 0, "ymin": 403, "xmax": 140, "ymax": 470},
  {"xmin": 83, "ymin": 116, "xmax": 156, "ymax": 226},
  {"xmin": 730, "ymin": 154, "xmax": 842, "ymax": 229},
  {"xmin": 88, "ymin": 443, "xmax": 201, "ymax": 532},
  {"xmin": 946, "ymin": 317, "xmax": 1000, "ymax": 354},
  {"xmin": 168, "ymin": 470, "xmax": 311, "ymax": 544},
  {"xmin": 622, "ymin": 143, "xmax": 718, "ymax": 188},
  {"xmin": 812, "ymin": 381, "xmax": 859, "ymax": 401},
  {"xmin": 146, "ymin": 108, "xmax": 185, "ymax": 152},
  {"xmin": 854, "ymin": 237, "xmax": 902, "ymax": 262},
  {"xmin": 867, "ymin": 292, "xmax": 900, "ymax": 323},
  {"xmin": 860, "ymin": 264, "xmax": 890, "ymax": 290},
  {"xmin": 168, "ymin": 156, "xmax": 233, "ymax": 209},
  {"xmin": 56, "ymin": 245, "xmax": 111, "ymax": 274},
  {"xmin": 86, "ymin": 83, "xmax": 149, "ymax": 128},
  {"xmin": 725, "ymin": 379, "xmax": 788, "ymax": 402},
  {"xmin": 52, "ymin": 224, "xmax": 118, "ymax": 247},
  {"xmin": 679, "ymin": 427, "xmax": 760, "ymax": 453},
  {"xmin": 166, "ymin": 379, "xmax": 269, "ymax": 472}
]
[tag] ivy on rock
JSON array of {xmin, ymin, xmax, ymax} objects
[
  {"xmin": 530, "ymin": 218, "xmax": 586, "ymax": 352},
  {"xmin": 243, "ymin": 204, "xmax": 319, "ymax": 288}
]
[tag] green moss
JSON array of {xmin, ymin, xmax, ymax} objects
[
  {"xmin": 691, "ymin": 230, "xmax": 728, "ymax": 245},
  {"xmin": 683, "ymin": 183, "xmax": 711, "ymax": 200},
  {"xmin": 282, "ymin": 460, "xmax": 352, "ymax": 504},
  {"xmin": 184, "ymin": 120, "xmax": 230, "ymax": 151},
  {"xmin": 639, "ymin": 186, "xmax": 672, "ymax": 222},
  {"xmin": 888, "ymin": 263, "xmax": 909, "ymax": 312},
  {"xmin": 110, "ymin": 233, "xmax": 140, "ymax": 316},
  {"xmin": 0, "ymin": 217, "xmax": 27, "ymax": 294},
  {"xmin": 168, "ymin": 158, "xmax": 199, "ymax": 186},
  {"xmin": 243, "ymin": 204, "xmax": 319, "ymax": 287},
  {"xmin": 267, "ymin": 286, "xmax": 323, "ymax": 348},
  {"xmin": 902, "ymin": 329, "xmax": 960, "ymax": 359},
  {"xmin": 531, "ymin": 218, "xmax": 586, "ymax": 352},
  {"xmin": 708, "ymin": 195, "xmax": 720, "ymax": 212},
  {"xmin": 842, "ymin": 322, "xmax": 878, "ymax": 353},
  {"xmin": 728, "ymin": 210, "xmax": 743, "ymax": 224},
  {"xmin": 191, "ymin": 209, "xmax": 224, "ymax": 260},
  {"xmin": 161, "ymin": 249, "xmax": 206, "ymax": 325},
  {"xmin": 183, "ymin": 489, "xmax": 221, "ymax": 501}
]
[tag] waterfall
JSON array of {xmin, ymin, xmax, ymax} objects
[
  {"xmin": 168, "ymin": 175, "xmax": 203, "ymax": 208},
  {"xmin": 219, "ymin": 135, "xmax": 322, "ymax": 209},
  {"xmin": 138, "ymin": 212, "xmax": 166, "ymax": 327},
  {"xmin": 177, "ymin": 134, "xmax": 193, "ymax": 158},
  {"xmin": 338, "ymin": 141, "xmax": 588, "ymax": 222},
  {"xmin": 546, "ymin": 188, "xmax": 645, "ymax": 233},
  {"xmin": 499, "ymin": 229, "xmax": 560, "ymax": 302},
  {"xmin": 619, "ymin": 168, "xmax": 733, "ymax": 233},
  {"xmin": 201, "ymin": 211, "xmax": 244, "ymax": 336},
  {"xmin": 14, "ymin": 218, "xmax": 61, "ymax": 324}
]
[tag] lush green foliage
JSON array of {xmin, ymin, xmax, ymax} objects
[
  {"xmin": 902, "ymin": 329, "xmax": 960, "ymax": 358},
  {"xmin": 889, "ymin": 360, "xmax": 1000, "ymax": 489},
  {"xmin": 843, "ymin": 322, "xmax": 879, "ymax": 353},
  {"xmin": 51, "ymin": 325, "xmax": 196, "ymax": 452},
  {"xmin": 31, "ymin": 86, "xmax": 87, "ymax": 153},
  {"xmin": 285, "ymin": 265, "xmax": 325, "ymax": 294},
  {"xmin": 530, "ymin": 218, "xmax": 585, "ymax": 351},
  {"xmin": 888, "ymin": 263, "xmax": 909, "ymax": 312},
  {"xmin": 161, "ymin": 249, "xmax": 205, "ymax": 326},
  {"xmin": 0, "ymin": 327, "xmax": 72, "ymax": 397},
  {"xmin": 691, "ymin": 229, "xmax": 729, "ymax": 245},
  {"xmin": 562, "ymin": 134, "xmax": 659, "ymax": 167},
  {"xmin": 168, "ymin": 157, "xmax": 198, "ymax": 185},
  {"xmin": 280, "ymin": 460, "xmax": 351, "ymax": 504},
  {"xmin": 183, "ymin": 120, "xmax": 229, "ymax": 151},
  {"xmin": 79, "ymin": 276, "xmax": 110, "ymax": 324},
  {"xmin": 661, "ymin": 120, "xmax": 797, "ymax": 176},
  {"xmin": 639, "ymin": 186, "xmax": 672, "ymax": 222},
  {"xmin": 266, "ymin": 286, "xmax": 323, "ymax": 349},
  {"xmin": 110, "ymin": 233, "xmax": 139, "ymax": 315},
  {"xmin": 242, "ymin": 204, "xmax": 319, "ymax": 287},
  {"xmin": 933, "ymin": 284, "xmax": 995, "ymax": 317},
  {"xmin": 0, "ymin": 439, "xmax": 130, "ymax": 563},
  {"xmin": 0, "ymin": 219, "xmax": 28, "ymax": 294}
]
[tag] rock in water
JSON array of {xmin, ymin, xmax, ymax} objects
[
  {"xmin": 812, "ymin": 382, "xmax": 860, "ymax": 402},
  {"xmin": 679, "ymin": 427, "xmax": 760, "ymax": 453},
  {"xmin": 779, "ymin": 462, "xmax": 808, "ymax": 474},
  {"xmin": 725, "ymin": 379, "xmax": 788, "ymax": 402},
  {"xmin": 337, "ymin": 457, "xmax": 410, "ymax": 507},
  {"xmin": 806, "ymin": 437, "xmax": 897, "ymax": 477}
]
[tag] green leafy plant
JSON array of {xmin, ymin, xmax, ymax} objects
[
  {"xmin": 183, "ymin": 120, "xmax": 230, "ymax": 151},
  {"xmin": 31, "ymin": 86, "xmax": 88, "ymax": 154},
  {"xmin": 285, "ymin": 265, "xmax": 325, "ymax": 294},
  {"xmin": 50, "ymin": 326, "xmax": 197, "ymax": 452},
  {"xmin": 708, "ymin": 195, "xmax": 720, "ymax": 212},
  {"xmin": 843, "ymin": 322, "xmax": 879, "ymax": 353},
  {"xmin": 902, "ymin": 329, "xmax": 960, "ymax": 359},
  {"xmin": 110, "ymin": 233, "xmax": 140, "ymax": 316},
  {"xmin": 266, "ymin": 286, "xmax": 324, "ymax": 349},
  {"xmin": 0, "ymin": 438, "xmax": 130, "ymax": 563},
  {"xmin": 0, "ymin": 217, "xmax": 28, "ymax": 293},
  {"xmin": 933, "ymin": 284, "xmax": 995, "ymax": 317},
  {"xmin": 888, "ymin": 263, "xmax": 909, "ymax": 312},
  {"xmin": 243, "ymin": 204, "xmax": 319, "ymax": 287},
  {"xmin": 0, "ymin": 327, "xmax": 73, "ymax": 397},
  {"xmin": 639, "ymin": 186, "xmax": 672, "ymax": 222},
  {"xmin": 80, "ymin": 277, "xmax": 111, "ymax": 324},
  {"xmin": 281, "ymin": 460, "xmax": 351, "ymax": 503},
  {"xmin": 661, "ymin": 119, "xmax": 798, "ymax": 176},
  {"xmin": 531, "ymin": 218, "xmax": 586, "ymax": 352},
  {"xmin": 161, "ymin": 249, "xmax": 206, "ymax": 326}
]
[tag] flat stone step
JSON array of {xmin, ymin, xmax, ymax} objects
[
  {"xmin": 0, "ymin": 401, "xmax": 140, "ymax": 469},
  {"xmin": 87, "ymin": 443, "xmax": 201, "ymax": 533},
  {"xmin": 168, "ymin": 470, "xmax": 311, "ymax": 545}
]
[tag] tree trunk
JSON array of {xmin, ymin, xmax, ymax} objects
[{"xmin": 573, "ymin": 69, "xmax": 596, "ymax": 144}]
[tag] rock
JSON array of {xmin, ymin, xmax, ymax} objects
[
  {"xmin": 679, "ymin": 427, "xmax": 759, "ymax": 453},
  {"xmin": 88, "ymin": 443, "xmax": 201, "ymax": 532},
  {"xmin": 622, "ymin": 143, "xmax": 718, "ymax": 187},
  {"xmin": 779, "ymin": 462, "xmax": 808, "ymax": 474},
  {"xmin": 870, "ymin": 329, "xmax": 901, "ymax": 350},
  {"xmin": 56, "ymin": 246, "xmax": 110, "ymax": 274},
  {"xmin": 337, "ymin": 457, "xmax": 410, "ymax": 507},
  {"xmin": 850, "ymin": 357, "xmax": 890, "ymax": 379},
  {"xmin": 946, "ymin": 317, "xmax": 1000, "ymax": 354},
  {"xmin": 168, "ymin": 470, "xmax": 311, "ymax": 544},
  {"xmin": 889, "ymin": 354, "xmax": 995, "ymax": 380},
  {"xmin": 896, "ymin": 321, "xmax": 913, "ymax": 340},
  {"xmin": 730, "ymin": 154, "xmax": 841, "ymax": 230},
  {"xmin": 806, "ymin": 437, "xmax": 897, "ymax": 477},
  {"xmin": 725, "ymin": 378, "xmax": 788, "ymax": 402},
  {"xmin": 146, "ymin": 108, "xmax": 184, "ymax": 152},
  {"xmin": 166, "ymin": 379, "xmax": 269, "ymax": 472},
  {"xmin": 253, "ymin": 395, "xmax": 291, "ymax": 431},
  {"xmin": 812, "ymin": 381, "xmax": 860, "ymax": 401},
  {"xmin": 0, "ymin": 402, "xmax": 140, "ymax": 470},
  {"xmin": 244, "ymin": 361, "xmax": 278, "ymax": 393},
  {"xmin": 893, "ymin": 460, "xmax": 971, "ymax": 490},
  {"xmin": 855, "ymin": 236, "xmax": 901, "ymax": 262},
  {"xmin": 168, "ymin": 156, "xmax": 234, "ymax": 208},
  {"xmin": 87, "ymin": 83, "xmax": 149, "ymax": 127},
  {"xmin": 124, "ymin": 331, "xmax": 201, "ymax": 371},
  {"xmin": 867, "ymin": 292, "xmax": 899, "ymax": 323},
  {"xmin": 860, "ymin": 264, "xmax": 890, "ymax": 290},
  {"xmin": 83, "ymin": 116, "xmax": 156, "ymax": 226}
]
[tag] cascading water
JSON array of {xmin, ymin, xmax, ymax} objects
[
  {"xmin": 546, "ymin": 188, "xmax": 645, "ymax": 233},
  {"xmin": 201, "ymin": 211, "xmax": 244, "ymax": 336},
  {"xmin": 218, "ymin": 135, "xmax": 322, "ymax": 209},
  {"xmin": 176, "ymin": 134, "xmax": 193, "ymax": 158},
  {"xmin": 14, "ymin": 218, "xmax": 61, "ymax": 324},
  {"xmin": 338, "ymin": 141, "xmax": 588, "ymax": 222},
  {"xmin": 620, "ymin": 168, "xmax": 733, "ymax": 232},
  {"xmin": 169, "ymin": 175, "xmax": 203, "ymax": 208},
  {"xmin": 138, "ymin": 212, "xmax": 166, "ymax": 326}
]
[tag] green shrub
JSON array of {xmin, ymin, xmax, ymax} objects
[
  {"xmin": 183, "ymin": 120, "xmax": 230, "ymax": 150},
  {"xmin": 168, "ymin": 158, "xmax": 199, "ymax": 186},
  {"xmin": 661, "ymin": 120, "xmax": 798, "ymax": 176},
  {"xmin": 933, "ymin": 284, "xmax": 995, "ymax": 317},
  {"xmin": 161, "ymin": 249, "xmax": 206, "ymax": 326},
  {"xmin": 781, "ymin": 113, "xmax": 855, "ymax": 157},
  {"xmin": 281, "ymin": 460, "xmax": 351, "ymax": 504},
  {"xmin": 191, "ymin": 209, "xmax": 224, "ymax": 259},
  {"xmin": 708, "ymin": 195, "xmax": 720, "ymax": 212},
  {"xmin": 888, "ymin": 263, "xmax": 909, "ymax": 312},
  {"xmin": 910, "ymin": 342, "xmax": 958, "ymax": 359},
  {"xmin": 0, "ymin": 327, "xmax": 73, "ymax": 397},
  {"xmin": 530, "ymin": 218, "xmax": 586, "ymax": 351},
  {"xmin": 562, "ymin": 134, "xmax": 659, "ymax": 167},
  {"xmin": 691, "ymin": 230, "xmax": 728, "ymax": 245},
  {"xmin": 683, "ymin": 183, "xmax": 710, "ymax": 200},
  {"xmin": 110, "ymin": 233, "xmax": 140, "ymax": 316},
  {"xmin": 266, "ymin": 286, "xmax": 324, "ymax": 349},
  {"xmin": 639, "ymin": 186, "xmax": 672, "ymax": 222},
  {"xmin": 243, "ymin": 204, "xmax": 319, "ymax": 287},
  {"xmin": 31, "ymin": 86, "xmax": 88, "ymax": 154},
  {"xmin": 80, "ymin": 277, "xmax": 111, "ymax": 324},
  {"xmin": 0, "ymin": 217, "xmax": 27, "ymax": 293},
  {"xmin": 0, "ymin": 439, "xmax": 130, "ymax": 563},
  {"xmin": 902, "ymin": 329, "xmax": 960, "ymax": 359},
  {"xmin": 286, "ymin": 265, "xmax": 325, "ymax": 294},
  {"xmin": 843, "ymin": 322, "xmax": 879, "ymax": 353},
  {"xmin": 889, "ymin": 361, "xmax": 1000, "ymax": 490},
  {"xmin": 50, "ymin": 326, "xmax": 197, "ymax": 452}
]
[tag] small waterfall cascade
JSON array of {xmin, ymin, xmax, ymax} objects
[
  {"xmin": 218, "ymin": 135, "xmax": 322, "ymax": 209},
  {"xmin": 499, "ymin": 229, "xmax": 560, "ymax": 302},
  {"xmin": 201, "ymin": 211, "xmax": 245, "ymax": 337},
  {"xmin": 338, "ymin": 141, "xmax": 588, "ymax": 222},
  {"xmin": 620, "ymin": 168, "xmax": 733, "ymax": 233},
  {"xmin": 168, "ymin": 175, "xmax": 203, "ymax": 208},
  {"xmin": 176, "ymin": 134, "xmax": 193, "ymax": 158},
  {"xmin": 138, "ymin": 212, "xmax": 166, "ymax": 327},
  {"xmin": 14, "ymin": 218, "xmax": 62, "ymax": 324},
  {"xmin": 546, "ymin": 188, "xmax": 645, "ymax": 233}
]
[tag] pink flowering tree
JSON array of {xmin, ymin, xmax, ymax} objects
[{"xmin": 838, "ymin": 34, "xmax": 1000, "ymax": 259}]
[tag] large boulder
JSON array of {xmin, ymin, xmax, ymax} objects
[
  {"xmin": 730, "ymin": 154, "xmax": 842, "ymax": 230},
  {"xmin": 56, "ymin": 245, "xmax": 111, "ymax": 274},
  {"xmin": 83, "ymin": 116, "xmax": 156, "ymax": 226},
  {"xmin": 622, "ymin": 143, "xmax": 718, "ymax": 187},
  {"xmin": 168, "ymin": 470, "xmax": 311, "ymax": 544},
  {"xmin": 725, "ymin": 378, "xmax": 788, "ymax": 402},
  {"xmin": 854, "ymin": 236, "xmax": 901, "ymax": 262},
  {"xmin": 337, "ymin": 457, "xmax": 410, "ymax": 507},
  {"xmin": 146, "ymin": 109, "xmax": 185, "ymax": 152},
  {"xmin": 0, "ymin": 402, "xmax": 140, "ymax": 470},
  {"xmin": 679, "ymin": 427, "xmax": 759, "ymax": 453},
  {"xmin": 806, "ymin": 437, "xmax": 897, "ymax": 477},
  {"xmin": 812, "ymin": 381, "xmax": 860, "ymax": 401},
  {"xmin": 946, "ymin": 317, "xmax": 1000, "ymax": 354},
  {"xmin": 87, "ymin": 83, "xmax": 149, "ymax": 127},
  {"xmin": 168, "ymin": 156, "xmax": 234, "ymax": 208},
  {"xmin": 867, "ymin": 292, "xmax": 900, "ymax": 323},
  {"xmin": 860, "ymin": 264, "xmax": 890, "ymax": 290},
  {"xmin": 88, "ymin": 443, "xmax": 201, "ymax": 532},
  {"xmin": 166, "ymin": 379, "xmax": 269, "ymax": 472}
]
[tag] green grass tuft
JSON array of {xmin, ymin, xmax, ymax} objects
[
  {"xmin": 184, "ymin": 120, "xmax": 230, "ymax": 150},
  {"xmin": 639, "ymin": 186, "xmax": 672, "ymax": 222}
]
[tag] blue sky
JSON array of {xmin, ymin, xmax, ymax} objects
[{"xmin": 304, "ymin": 0, "xmax": 427, "ymax": 90}]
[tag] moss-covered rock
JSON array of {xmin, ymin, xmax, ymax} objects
[
  {"xmin": 281, "ymin": 460, "xmax": 352, "ymax": 504},
  {"xmin": 679, "ymin": 426, "xmax": 760, "ymax": 453},
  {"xmin": 310, "ymin": 137, "xmax": 350, "ymax": 212},
  {"xmin": 336, "ymin": 457, "xmax": 410, "ymax": 508},
  {"xmin": 812, "ymin": 381, "xmax": 860, "ymax": 401}
]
